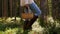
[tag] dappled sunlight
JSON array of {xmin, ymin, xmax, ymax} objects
[
  {"xmin": 0, "ymin": 17, "xmax": 21, "ymax": 24},
  {"xmin": 0, "ymin": 16, "xmax": 60, "ymax": 34},
  {"xmin": 47, "ymin": 16, "xmax": 54, "ymax": 23},
  {"xmin": 5, "ymin": 28, "xmax": 18, "ymax": 34}
]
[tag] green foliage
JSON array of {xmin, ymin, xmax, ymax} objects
[
  {"xmin": 0, "ymin": 22, "xmax": 21, "ymax": 31},
  {"xmin": 0, "ymin": 23, "xmax": 6, "ymax": 31},
  {"xmin": 39, "ymin": 18, "xmax": 45, "ymax": 27}
]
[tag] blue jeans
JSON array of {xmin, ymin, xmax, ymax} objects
[{"xmin": 29, "ymin": 2, "xmax": 41, "ymax": 16}]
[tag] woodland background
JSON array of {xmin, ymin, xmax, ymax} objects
[{"xmin": 0, "ymin": 0, "xmax": 60, "ymax": 34}]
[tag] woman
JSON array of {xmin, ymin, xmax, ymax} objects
[{"xmin": 20, "ymin": 0, "xmax": 41, "ymax": 30}]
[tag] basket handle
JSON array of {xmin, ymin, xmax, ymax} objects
[{"xmin": 24, "ymin": 6, "xmax": 32, "ymax": 13}]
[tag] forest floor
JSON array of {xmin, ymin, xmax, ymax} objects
[
  {"xmin": 1, "ymin": 16, "xmax": 60, "ymax": 34},
  {"xmin": 0, "ymin": 17, "xmax": 44, "ymax": 34}
]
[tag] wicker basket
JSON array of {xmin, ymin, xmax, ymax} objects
[
  {"xmin": 21, "ymin": 7, "xmax": 34, "ymax": 19},
  {"xmin": 21, "ymin": 13, "xmax": 34, "ymax": 19}
]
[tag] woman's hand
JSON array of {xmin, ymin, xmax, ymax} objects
[{"xmin": 24, "ymin": 4, "xmax": 29, "ymax": 8}]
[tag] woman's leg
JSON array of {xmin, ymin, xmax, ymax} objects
[
  {"xmin": 23, "ymin": 2, "xmax": 41, "ymax": 30},
  {"xmin": 26, "ymin": 2, "xmax": 41, "ymax": 29},
  {"xmin": 29, "ymin": 2, "xmax": 41, "ymax": 16}
]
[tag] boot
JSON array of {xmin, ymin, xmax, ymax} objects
[
  {"xmin": 23, "ymin": 20, "xmax": 29, "ymax": 30},
  {"xmin": 23, "ymin": 15, "xmax": 38, "ymax": 30},
  {"xmin": 26, "ymin": 15, "xmax": 38, "ymax": 30}
]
